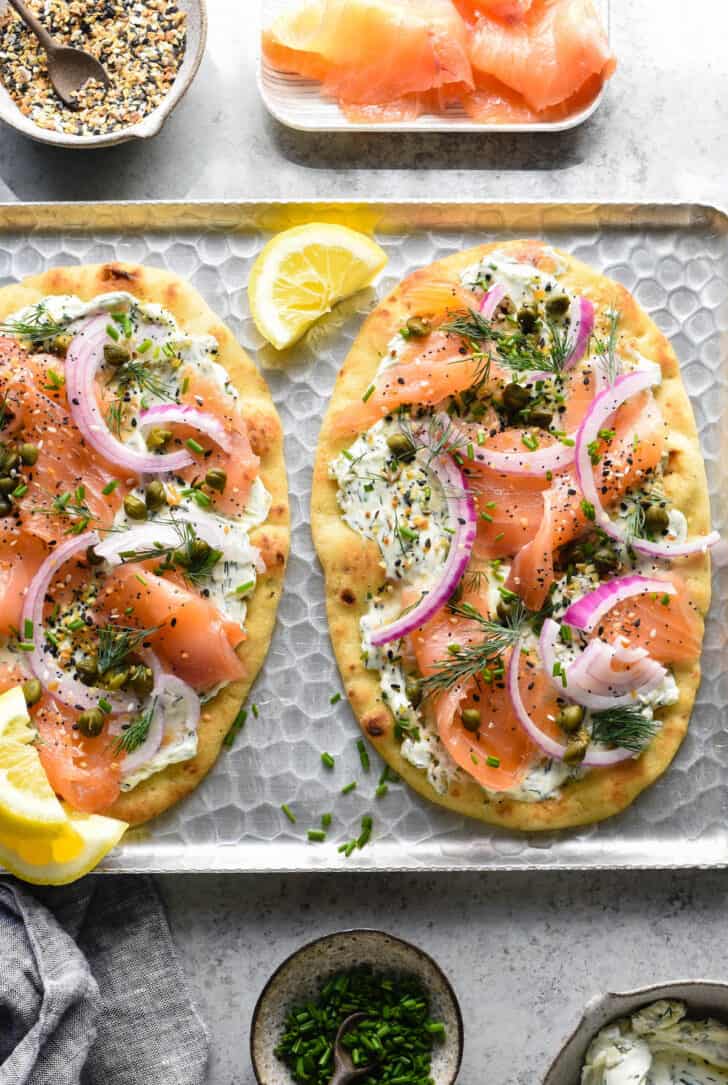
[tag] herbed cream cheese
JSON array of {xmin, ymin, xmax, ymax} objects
[{"xmin": 583, "ymin": 1000, "xmax": 728, "ymax": 1085}]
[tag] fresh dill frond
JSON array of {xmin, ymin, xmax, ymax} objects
[
  {"xmin": 112, "ymin": 359, "xmax": 172, "ymax": 403},
  {"xmin": 440, "ymin": 307, "xmax": 568, "ymax": 376},
  {"xmin": 33, "ymin": 488, "xmax": 95, "ymax": 534},
  {"xmin": 421, "ymin": 600, "xmax": 526, "ymax": 697},
  {"xmin": 593, "ymin": 309, "xmax": 621, "ymax": 385},
  {"xmin": 97, "ymin": 624, "xmax": 160, "ymax": 675},
  {"xmin": 118, "ymin": 517, "xmax": 222, "ymax": 588},
  {"xmin": 0, "ymin": 302, "xmax": 69, "ymax": 344},
  {"xmin": 114, "ymin": 698, "xmax": 158, "ymax": 755},
  {"xmin": 589, "ymin": 705, "xmax": 659, "ymax": 752}
]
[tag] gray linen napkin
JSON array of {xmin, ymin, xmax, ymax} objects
[{"xmin": 0, "ymin": 875, "xmax": 209, "ymax": 1085}]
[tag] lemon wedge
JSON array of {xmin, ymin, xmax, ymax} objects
[
  {"xmin": 0, "ymin": 685, "xmax": 34, "ymax": 744},
  {"xmin": 0, "ymin": 804, "xmax": 127, "ymax": 886},
  {"xmin": 248, "ymin": 222, "xmax": 387, "ymax": 350},
  {"xmin": 0, "ymin": 739, "xmax": 68, "ymax": 831}
]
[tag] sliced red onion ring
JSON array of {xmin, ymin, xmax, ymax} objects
[
  {"xmin": 65, "ymin": 315, "xmax": 194, "ymax": 475},
  {"xmin": 465, "ymin": 430, "xmax": 575, "ymax": 477},
  {"xmin": 139, "ymin": 404, "xmax": 232, "ymax": 454},
  {"xmin": 369, "ymin": 415, "xmax": 477, "ymax": 647},
  {"xmin": 574, "ymin": 369, "xmax": 720, "ymax": 558},
  {"xmin": 20, "ymin": 531, "xmax": 135, "ymax": 713},
  {"xmin": 562, "ymin": 574, "xmax": 677, "ymax": 633},
  {"xmin": 479, "ymin": 282, "xmax": 506, "ymax": 319},
  {"xmin": 564, "ymin": 296, "xmax": 595, "ymax": 369},
  {"xmin": 508, "ymin": 639, "xmax": 636, "ymax": 767},
  {"xmin": 119, "ymin": 657, "xmax": 199, "ymax": 777}
]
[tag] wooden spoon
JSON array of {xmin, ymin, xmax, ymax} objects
[
  {"xmin": 7, "ymin": 0, "xmax": 110, "ymax": 108},
  {"xmin": 328, "ymin": 1013, "xmax": 375, "ymax": 1085}
]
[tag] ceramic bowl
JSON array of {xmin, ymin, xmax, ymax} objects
[
  {"xmin": 543, "ymin": 979, "xmax": 728, "ymax": 1084},
  {"xmin": 250, "ymin": 929, "xmax": 464, "ymax": 1085},
  {"xmin": 0, "ymin": 0, "xmax": 207, "ymax": 148}
]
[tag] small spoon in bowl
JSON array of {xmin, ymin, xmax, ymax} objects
[
  {"xmin": 329, "ymin": 1013, "xmax": 375, "ymax": 1085},
  {"xmin": 7, "ymin": 0, "xmax": 110, "ymax": 108}
]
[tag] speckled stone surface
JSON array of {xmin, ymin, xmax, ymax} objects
[{"xmin": 1, "ymin": 1, "xmax": 727, "ymax": 1083}]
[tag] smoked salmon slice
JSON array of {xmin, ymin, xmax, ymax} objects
[
  {"xmin": 34, "ymin": 697, "xmax": 122, "ymax": 815},
  {"xmin": 593, "ymin": 575, "xmax": 702, "ymax": 666}
]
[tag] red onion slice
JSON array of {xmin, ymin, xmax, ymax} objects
[
  {"xmin": 574, "ymin": 369, "xmax": 720, "ymax": 558},
  {"xmin": 563, "ymin": 296, "xmax": 595, "ymax": 369},
  {"xmin": 65, "ymin": 315, "xmax": 194, "ymax": 476},
  {"xmin": 508, "ymin": 639, "xmax": 636, "ymax": 767},
  {"xmin": 369, "ymin": 415, "xmax": 477, "ymax": 647},
  {"xmin": 562, "ymin": 574, "xmax": 677, "ymax": 632},
  {"xmin": 139, "ymin": 404, "xmax": 232, "ymax": 454},
  {"xmin": 465, "ymin": 430, "xmax": 575, "ymax": 477},
  {"xmin": 478, "ymin": 282, "xmax": 506, "ymax": 319},
  {"xmin": 20, "ymin": 531, "xmax": 135, "ymax": 713},
  {"xmin": 95, "ymin": 515, "xmax": 264, "ymax": 574}
]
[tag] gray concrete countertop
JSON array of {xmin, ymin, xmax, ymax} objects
[{"xmin": 0, "ymin": 1, "xmax": 725, "ymax": 1083}]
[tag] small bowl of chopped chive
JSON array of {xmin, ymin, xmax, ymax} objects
[
  {"xmin": 251, "ymin": 929, "xmax": 464, "ymax": 1085},
  {"xmin": 0, "ymin": 0, "xmax": 207, "ymax": 148}
]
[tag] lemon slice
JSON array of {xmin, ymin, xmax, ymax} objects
[
  {"xmin": 0, "ymin": 737, "xmax": 67, "ymax": 831},
  {"xmin": 0, "ymin": 804, "xmax": 127, "ymax": 886},
  {"xmin": 0, "ymin": 685, "xmax": 34, "ymax": 744},
  {"xmin": 248, "ymin": 223, "xmax": 387, "ymax": 350}
]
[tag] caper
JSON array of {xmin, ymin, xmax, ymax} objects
[
  {"xmin": 0, "ymin": 496, "xmax": 12, "ymax": 516},
  {"xmin": 593, "ymin": 547, "xmax": 620, "ymax": 574},
  {"xmin": 405, "ymin": 676, "xmax": 422, "ymax": 708},
  {"xmin": 77, "ymin": 708, "xmax": 104, "ymax": 738},
  {"xmin": 146, "ymin": 427, "xmax": 173, "ymax": 452},
  {"xmin": 123, "ymin": 494, "xmax": 147, "ymax": 521},
  {"xmin": 145, "ymin": 480, "xmax": 166, "ymax": 512},
  {"xmin": 103, "ymin": 343, "xmax": 131, "ymax": 367},
  {"xmin": 517, "ymin": 307, "xmax": 539, "ymax": 335},
  {"xmin": 128, "ymin": 664, "xmax": 154, "ymax": 697},
  {"xmin": 386, "ymin": 433, "xmax": 416, "ymax": 463},
  {"xmin": 2, "ymin": 451, "xmax": 19, "ymax": 472},
  {"xmin": 76, "ymin": 655, "xmax": 99, "ymax": 684},
  {"xmin": 172, "ymin": 548, "xmax": 190, "ymax": 568},
  {"xmin": 563, "ymin": 728, "xmax": 590, "ymax": 765},
  {"xmin": 19, "ymin": 442, "xmax": 38, "ymax": 466},
  {"xmin": 556, "ymin": 704, "xmax": 585, "ymax": 734},
  {"xmin": 86, "ymin": 545, "xmax": 104, "ymax": 566},
  {"xmin": 22, "ymin": 678, "xmax": 41, "ymax": 707},
  {"xmin": 406, "ymin": 316, "xmax": 431, "ymax": 338},
  {"xmin": 528, "ymin": 409, "xmax": 553, "ymax": 430},
  {"xmin": 545, "ymin": 294, "xmax": 570, "ymax": 319},
  {"xmin": 461, "ymin": 708, "xmax": 481, "ymax": 732},
  {"xmin": 502, "ymin": 382, "xmax": 532, "ymax": 414},
  {"xmin": 103, "ymin": 666, "xmax": 129, "ymax": 691},
  {"xmin": 189, "ymin": 538, "xmax": 211, "ymax": 564},
  {"xmin": 496, "ymin": 599, "xmax": 515, "ymax": 623},
  {"xmin": 51, "ymin": 332, "xmax": 73, "ymax": 355},
  {"xmin": 644, "ymin": 503, "xmax": 669, "ymax": 535},
  {"xmin": 0, "ymin": 476, "xmax": 15, "ymax": 494},
  {"xmin": 205, "ymin": 467, "xmax": 227, "ymax": 493}
]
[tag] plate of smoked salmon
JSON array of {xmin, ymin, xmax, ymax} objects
[
  {"xmin": 260, "ymin": 0, "xmax": 614, "ymax": 132},
  {"xmin": 313, "ymin": 237, "xmax": 719, "ymax": 831},
  {"xmin": 0, "ymin": 260, "xmax": 288, "ymax": 868}
]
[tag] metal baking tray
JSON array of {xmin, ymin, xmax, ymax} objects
[
  {"xmin": 0, "ymin": 200, "xmax": 724, "ymax": 872},
  {"xmin": 258, "ymin": 0, "xmax": 610, "ymax": 134}
]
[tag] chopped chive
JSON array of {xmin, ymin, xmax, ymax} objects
[
  {"xmin": 357, "ymin": 739, "xmax": 370, "ymax": 772},
  {"xmin": 67, "ymin": 617, "xmax": 85, "ymax": 632},
  {"xmin": 467, "ymin": 442, "xmax": 474, "ymax": 460},
  {"xmin": 137, "ymin": 338, "xmax": 152, "ymax": 354},
  {"xmin": 23, "ymin": 618, "xmax": 33, "ymax": 640},
  {"xmin": 479, "ymin": 511, "xmax": 493, "ymax": 523},
  {"xmin": 476, "ymin": 430, "xmax": 485, "ymax": 446},
  {"xmin": 486, "ymin": 755, "xmax": 501, "ymax": 768},
  {"xmin": 580, "ymin": 498, "xmax": 596, "ymax": 521},
  {"xmin": 308, "ymin": 829, "xmax": 326, "ymax": 843},
  {"xmin": 181, "ymin": 375, "xmax": 190, "ymax": 393},
  {"xmin": 106, "ymin": 323, "xmax": 120, "ymax": 341},
  {"xmin": 185, "ymin": 437, "xmax": 204, "ymax": 454},
  {"xmin": 357, "ymin": 815, "xmax": 373, "ymax": 849},
  {"xmin": 12, "ymin": 483, "xmax": 27, "ymax": 498},
  {"xmin": 281, "ymin": 803, "xmax": 297, "ymax": 824},
  {"xmin": 494, "ymin": 531, "xmax": 505, "ymax": 542},
  {"xmin": 223, "ymin": 707, "xmax": 248, "ymax": 748},
  {"xmin": 522, "ymin": 432, "xmax": 539, "ymax": 451},
  {"xmin": 102, "ymin": 479, "xmax": 119, "ymax": 495},
  {"xmin": 98, "ymin": 698, "xmax": 112, "ymax": 714},
  {"xmin": 15, "ymin": 641, "xmax": 35, "ymax": 652},
  {"xmin": 321, "ymin": 752, "xmax": 335, "ymax": 769},
  {"xmin": 375, "ymin": 783, "xmax": 388, "ymax": 798},
  {"xmin": 235, "ymin": 580, "xmax": 255, "ymax": 596},
  {"xmin": 362, "ymin": 384, "xmax": 375, "ymax": 402},
  {"xmin": 321, "ymin": 813, "xmax": 332, "ymax": 829},
  {"xmin": 398, "ymin": 525, "xmax": 418, "ymax": 542},
  {"xmin": 251, "ymin": 703, "xmax": 259, "ymax": 719},
  {"xmin": 330, "ymin": 692, "xmax": 341, "ymax": 705},
  {"xmin": 341, "ymin": 781, "xmax": 357, "ymax": 795}
]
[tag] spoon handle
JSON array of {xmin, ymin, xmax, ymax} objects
[{"xmin": 7, "ymin": 0, "xmax": 57, "ymax": 55}]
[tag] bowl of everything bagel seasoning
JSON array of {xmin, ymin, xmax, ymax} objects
[{"xmin": 0, "ymin": 0, "xmax": 207, "ymax": 147}]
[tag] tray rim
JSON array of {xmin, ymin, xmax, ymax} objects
[{"xmin": 0, "ymin": 195, "xmax": 725, "ymax": 874}]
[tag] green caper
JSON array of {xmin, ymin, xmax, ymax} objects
[
  {"xmin": 146, "ymin": 427, "xmax": 173, "ymax": 452},
  {"xmin": 102, "ymin": 666, "xmax": 129, "ymax": 692},
  {"xmin": 86, "ymin": 545, "xmax": 104, "ymax": 566},
  {"xmin": 593, "ymin": 547, "xmax": 620, "ymax": 574},
  {"xmin": 172, "ymin": 547, "xmax": 190, "ymax": 568},
  {"xmin": 461, "ymin": 708, "xmax": 481, "ymax": 732},
  {"xmin": 189, "ymin": 538, "xmax": 211, "ymax": 564},
  {"xmin": 517, "ymin": 307, "xmax": 539, "ymax": 335},
  {"xmin": 545, "ymin": 294, "xmax": 570, "ymax": 320},
  {"xmin": 2, "ymin": 451, "xmax": 19, "ymax": 472},
  {"xmin": 0, "ymin": 476, "xmax": 15, "ymax": 494},
  {"xmin": 386, "ymin": 433, "xmax": 416, "ymax": 463},
  {"xmin": 77, "ymin": 708, "xmax": 105, "ymax": 738},
  {"xmin": 502, "ymin": 382, "xmax": 532, "ymax": 414},
  {"xmin": 557, "ymin": 704, "xmax": 585, "ymax": 734},
  {"xmin": 205, "ymin": 467, "xmax": 227, "ymax": 493},
  {"xmin": 496, "ymin": 599, "xmax": 515, "ymax": 623},
  {"xmin": 406, "ymin": 316, "xmax": 432, "ymax": 338},
  {"xmin": 19, "ymin": 442, "xmax": 38, "ymax": 466},
  {"xmin": 644, "ymin": 503, "xmax": 670, "ymax": 535},
  {"xmin": 22, "ymin": 678, "xmax": 41, "ymax": 707},
  {"xmin": 405, "ymin": 675, "xmax": 422, "ymax": 708},
  {"xmin": 528, "ymin": 409, "xmax": 553, "ymax": 430},
  {"xmin": 0, "ymin": 496, "xmax": 12, "ymax": 516},
  {"xmin": 563, "ymin": 728, "xmax": 590, "ymax": 765},
  {"xmin": 145, "ymin": 480, "xmax": 166, "ymax": 512},
  {"xmin": 76, "ymin": 655, "xmax": 99, "ymax": 685},
  {"xmin": 103, "ymin": 343, "xmax": 131, "ymax": 367},
  {"xmin": 51, "ymin": 333, "xmax": 73, "ymax": 356},
  {"xmin": 127, "ymin": 664, "xmax": 154, "ymax": 697},
  {"xmin": 123, "ymin": 494, "xmax": 147, "ymax": 521}
]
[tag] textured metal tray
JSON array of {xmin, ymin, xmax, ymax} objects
[
  {"xmin": 0, "ymin": 201, "xmax": 724, "ymax": 872},
  {"xmin": 258, "ymin": 0, "xmax": 609, "ymax": 134}
]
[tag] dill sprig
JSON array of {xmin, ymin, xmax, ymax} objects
[
  {"xmin": 593, "ymin": 309, "xmax": 621, "ymax": 385},
  {"xmin": 105, "ymin": 358, "xmax": 172, "ymax": 435},
  {"xmin": 33, "ymin": 486, "xmax": 95, "ymax": 534},
  {"xmin": 0, "ymin": 302, "xmax": 69, "ymax": 344},
  {"xmin": 118, "ymin": 517, "xmax": 222, "ymax": 588},
  {"xmin": 421, "ymin": 600, "xmax": 526, "ymax": 697},
  {"xmin": 114, "ymin": 698, "xmax": 158, "ymax": 755},
  {"xmin": 441, "ymin": 307, "xmax": 568, "ymax": 375},
  {"xmin": 97, "ymin": 624, "xmax": 159, "ymax": 675},
  {"xmin": 590, "ymin": 705, "xmax": 659, "ymax": 753}
]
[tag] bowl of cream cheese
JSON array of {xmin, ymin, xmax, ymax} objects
[{"xmin": 543, "ymin": 980, "xmax": 728, "ymax": 1084}]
